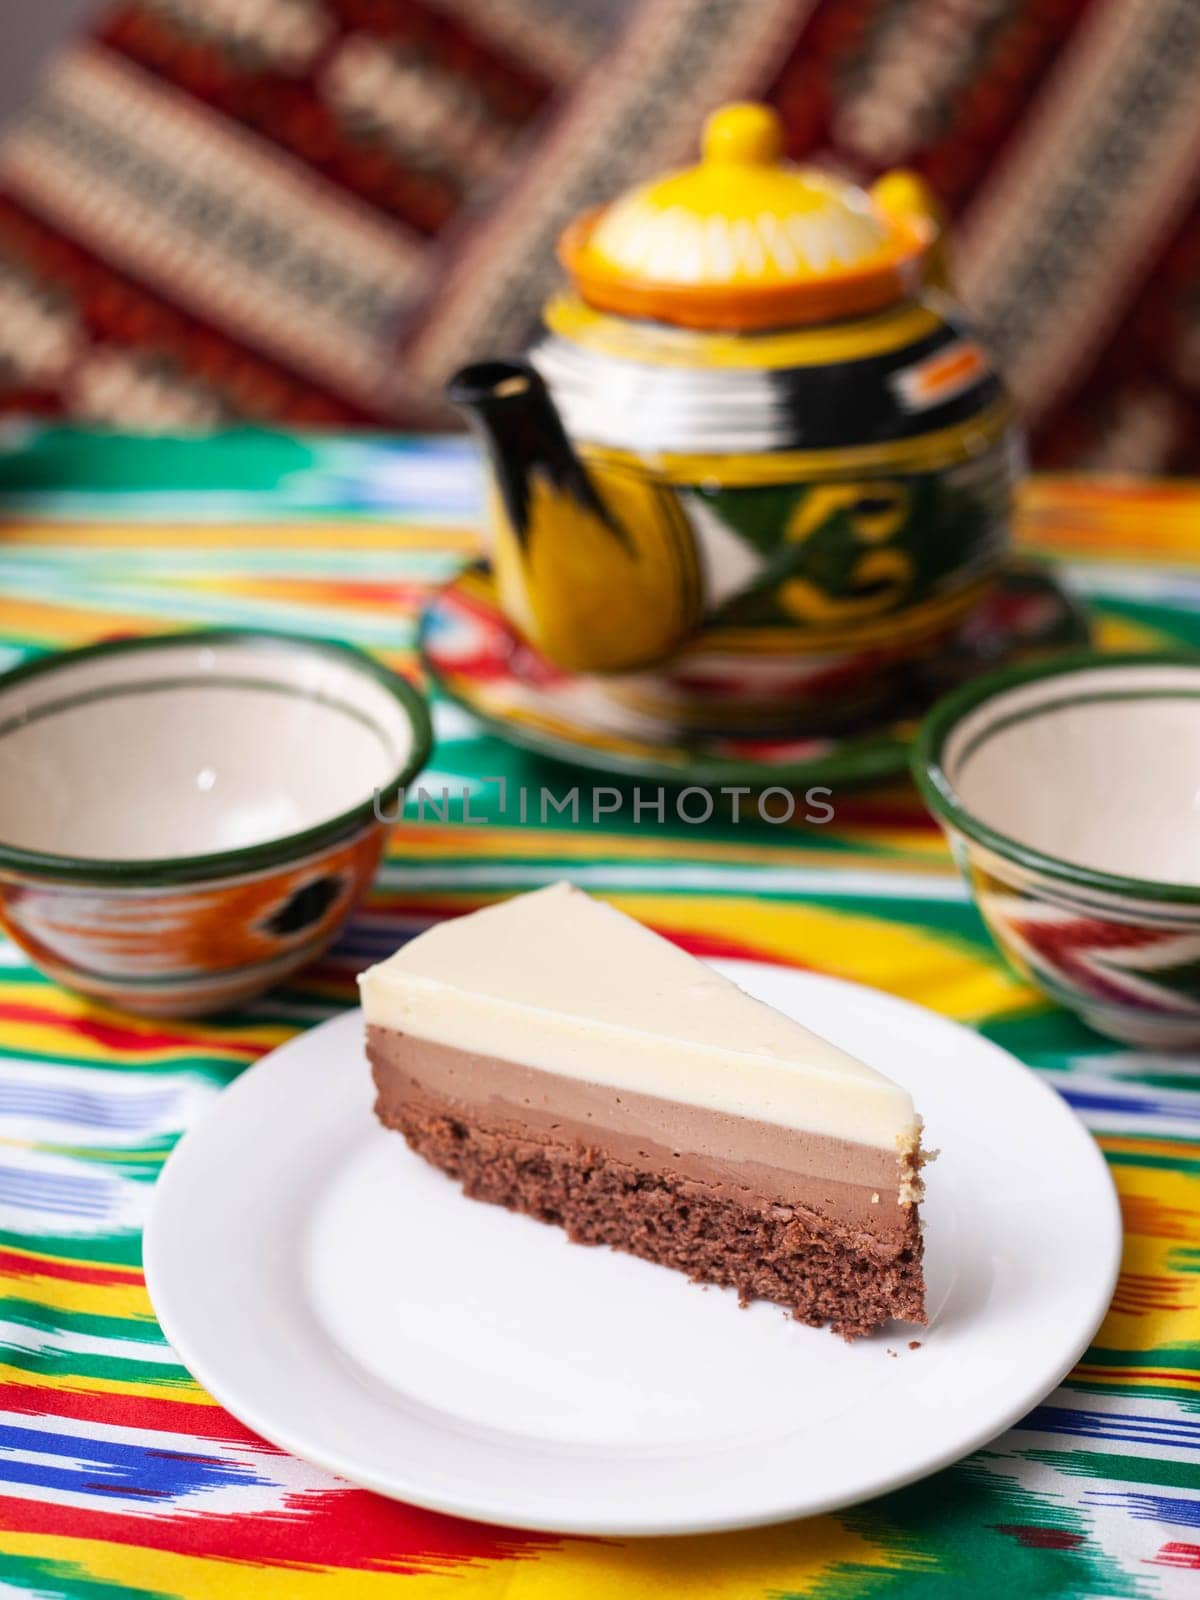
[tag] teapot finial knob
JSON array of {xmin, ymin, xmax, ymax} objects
[
  {"xmin": 870, "ymin": 169, "xmax": 949, "ymax": 289},
  {"xmin": 702, "ymin": 102, "xmax": 784, "ymax": 167}
]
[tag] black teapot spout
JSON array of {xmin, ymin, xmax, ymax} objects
[
  {"xmin": 446, "ymin": 359, "xmax": 615, "ymax": 551},
  {"xmin": 445, "ymin": 358, "xmax": 701, "ymax": 674}
]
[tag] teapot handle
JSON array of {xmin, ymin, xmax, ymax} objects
[{"xmin": 870, "ymin": 170, "xmax": 951, "ymax": 292}]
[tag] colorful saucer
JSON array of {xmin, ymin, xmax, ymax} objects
[{"xmin": 419, "ymin": 563, "xmax": 1090, "ymax": 789}]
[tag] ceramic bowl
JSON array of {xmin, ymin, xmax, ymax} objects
[
  {"xmin": 913, "ymin": 651, "xmax": 1200, "ymax": 1047},
  {"xmin": 0, "ymin": 630, "xmax": 432, "ymax": 1016}
]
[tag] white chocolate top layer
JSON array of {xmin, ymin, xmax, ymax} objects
[{"xmin": 358, "ymin": 883, "xmax": 917, "ymax": 1149}]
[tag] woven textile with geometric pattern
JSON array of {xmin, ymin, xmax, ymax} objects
[{"xmin": 0, "ymin": 1, "xmax": 1197, "ymax": 469}]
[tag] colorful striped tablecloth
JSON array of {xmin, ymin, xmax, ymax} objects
[{"xmin": 0, "ymin": 432, "xmax": 1197, "ymax": 1599}]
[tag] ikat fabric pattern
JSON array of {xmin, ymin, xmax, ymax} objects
[
  {"xmin": 0, "ymin": 431, "xmax": 1196, "ymax": 1597},
  {"xmin": 0, "ymin": 2, "xmax": 1197, "ymax": 469}
]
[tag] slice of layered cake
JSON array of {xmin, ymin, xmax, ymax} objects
[{"xmin": 360, "ymin": 883, "xmax": 926, "ymax": 1338}]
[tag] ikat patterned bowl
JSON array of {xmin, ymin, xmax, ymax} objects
[
  {"xmin": 0, "ymin": 630, "xmax": 431, "ymax": 1017},
  {"xmin": 913, "ymin": 651, "xmax": 1200, "ymax": 1047}
]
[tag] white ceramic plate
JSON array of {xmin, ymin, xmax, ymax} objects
[{"xmin": 144, "ymin": 963, "xmax": 1121, "ymax": 1537}]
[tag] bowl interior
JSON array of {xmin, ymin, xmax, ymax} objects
[
  {"xmin": 939, "ymin": 660, "xmax": 1200, "ymax": 889},
  {"xmin": 0, "ymin": 637, "xmax": 418, "ymax": 865}
]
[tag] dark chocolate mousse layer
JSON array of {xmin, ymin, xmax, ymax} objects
[{"xmin": 367, "ymin": 1026, "xmax": 925, "ymax": 1338}]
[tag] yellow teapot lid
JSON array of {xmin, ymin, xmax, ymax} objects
[{"xmin": 558, "ymin": 103, "xmax": 934, "ymax": 331}]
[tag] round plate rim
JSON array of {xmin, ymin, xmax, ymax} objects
[{"xmin": 144, "ymin": 964, "xmax": 1121, "ymax": 1537}]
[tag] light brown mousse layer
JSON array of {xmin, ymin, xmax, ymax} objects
[{"xmin": 366, "ymin": 1025, "xmax": 918, "ymax": 1247}]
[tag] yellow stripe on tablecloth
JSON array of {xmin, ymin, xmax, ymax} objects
[
  {"xmin": 0, "ymin": 978, "xmax": 290, "ymax": 1061},
  {"xmin": 499, "ymin": 1516, "xmax": 899, "ymax": 1598},
  {"xmin": 383, "ymin": 823, "xmax": 954, "ymax": 873},
  {"xmin": 1091, "ymin": 1160, "xmax": 1200, "ymax": 1355},
  {"xmin": 4, "ymin": 483, "xmax": 1197, "ymax": 563},
  {"xmin": 0, "ymin": 593, "xmax": 419, "ymax": 654},
  {"xmin": 0, "ymin": 1018, "xmax": 272, "ymax": 1067},
  {"xmin": 0, "ymin": 596, "xmax": 177, "ymax": 647},
  {"xmin": 0, "ymin": 1362, "xmax": 207, "ymax": 1402},
  {"xmin": 1018, "ymin": 476, "xmax": 1200, "ymax": 560},
  {"xmin": 0, "ymin": 1536, "xmax": 504, "ymax": 1600},
  {"xmin": 814, "ymin": 825, "xmax": 952, "ymax": 864},
  {"xmin": 0, "ymin": 1514, "xmax": 900, "ymax": 1599},
  {"xmin": 0, "ymin": 1269, "xmax": 154, "ymax": 1324},
  {"xmin": 1093, "ymin": 615, "xmax": 1187, "ymax": 650}
]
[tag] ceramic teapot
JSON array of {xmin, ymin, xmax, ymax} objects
[{"xmin": 448, "ymin": 103, "xmax": 1019, "ymax": 707}]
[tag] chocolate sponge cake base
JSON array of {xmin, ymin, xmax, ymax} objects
[{"xmin": 376, "ymin": 1090, "xmax": 925, "ymax": 1341}]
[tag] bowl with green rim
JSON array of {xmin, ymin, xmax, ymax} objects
[
  {"xmin": 913, "ymin": 649, "xmax": 1200, "ymax": 1047},
  {"xmin": 0, "ymin": 629, "xmax": 432, "ymax": 1016}
]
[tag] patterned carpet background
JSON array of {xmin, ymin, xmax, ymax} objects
[{"xmin": 1, "ymin": 1, "xmax": 1199, "ymax": 471}]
